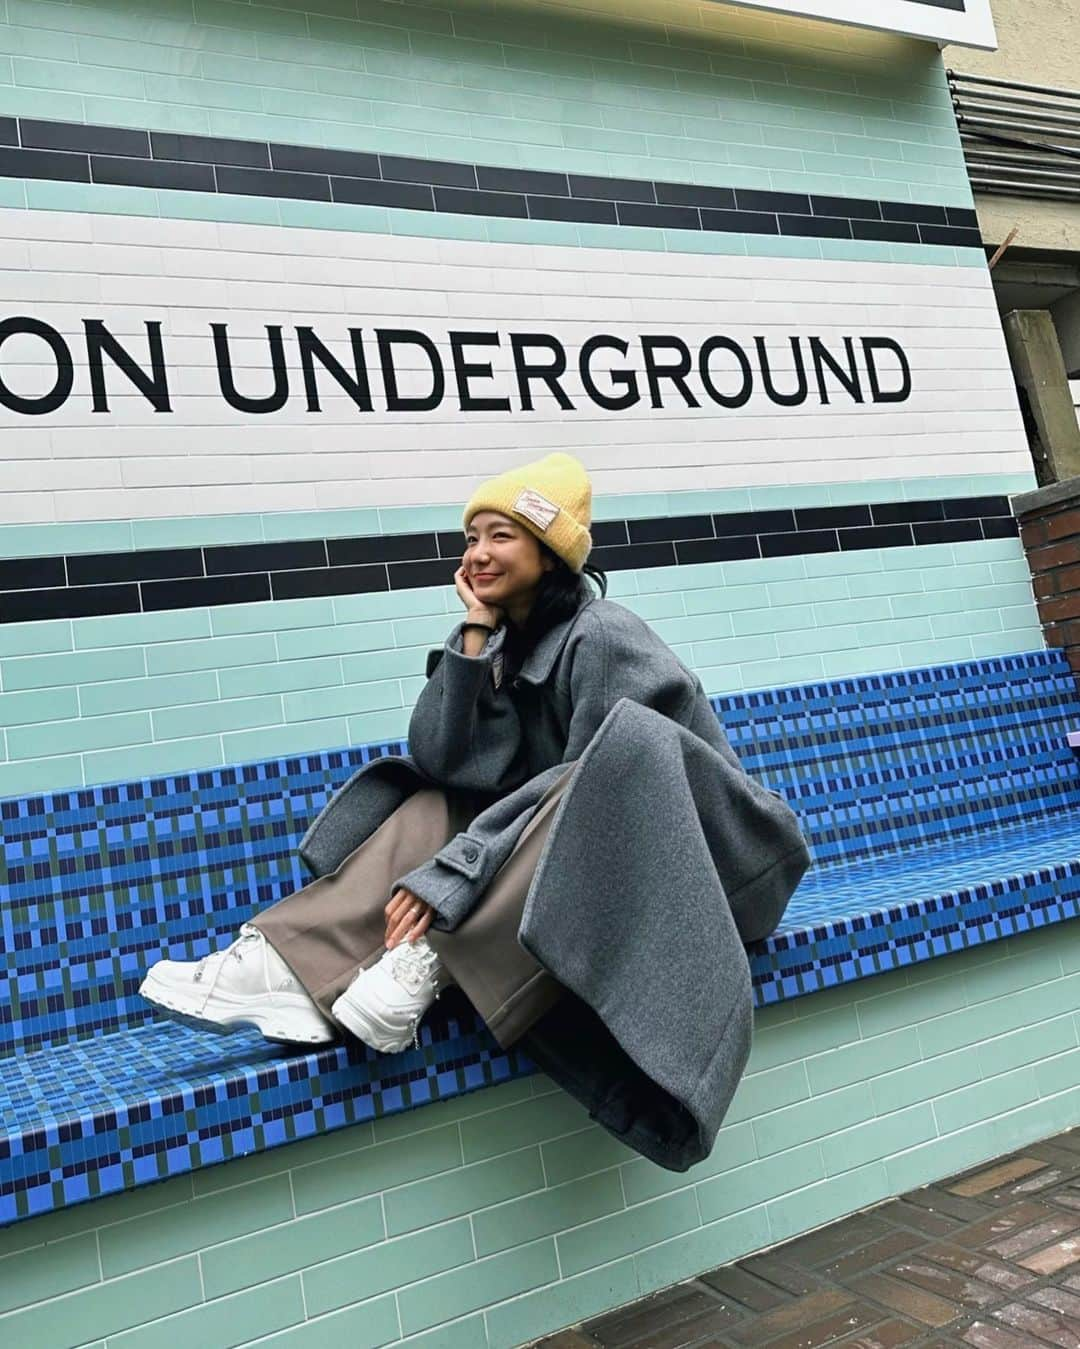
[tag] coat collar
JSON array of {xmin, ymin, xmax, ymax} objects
[{"xmin": 514, "ymin": 596, "xmax": 596, "ymax": 686}]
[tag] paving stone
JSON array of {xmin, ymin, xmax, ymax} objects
[
  {"xmin": 829, "ymin": 1320, "xmax": 925, "ymax": 1348},
  {"xmin": 620, "ymin": 1299, "xmax": 742, "ymax": 1346},
  {"xmin": 948, "ymin": 1158, "xmax": 1045, "ymax": 1198},
  {"xmin": 901, "ymin": 1186, "xmax": 993, "ymax": 1223},
  {"xmin": 848, "ymin": 1271, "xmax": 960, "ymax": 1327},
  {"xmin": 1034, "ymin": 1285, "xmax": 1080, "ymax": 1319},
  {"xmin": 737, "ymin": 1251, "xmax": 827, "ymax": 1295},
  {"xmin": 823, "ymin": 1231, "xmax": 927, "ymax": 1281},
  {"xmin": 996, "ymin": 1167, "xmax": 1073, "ymax": 1202},
  {"xmin": 778, "ymin": 1214, "xmax": 894, "ymax": 1268},
  {"xmin": 535, "ymin": 1334, "xmax": 600, "ymax": 1348},
  {"xmin": 695, "ymin": 1265, "xmax": 788, "ymax": 1312},
  {"xmin": 883, "ymin": 1256, "xmax": 1001, "ymax": 1311},
  {"xmin": 992, "ymin": 1299, "xmax": 1080, "ymax": 1348},
  {"xmin": 726, "ymin": 1289, "xmax": 857, "ymax": 1343},
  {"xmin": 987, "ymin": 1212, "xmax": 1080, "ymax": 1259},
  {"xmin": 766, "ymin": 1301, "xmax": 882, "ymax": 1348},
  {"xmin": 1017, "ymin": 1235, "xmax": 1080, "ymax": 1276},
  {"xmin": 587, "ymin": 1287, "xmax": 722, "ymax": 1347},
  {"xmin": 919, "ymin": 1242, "xmax": 1035, "ymax": 1292},
  {"xmin": 961, "ymin": 1323, "xmax": 1033, "ymax": 1348},
  {"xmin": 877, "ymin": 1200, "xmax": 963, "ymax": 1239},
  {"xmin": 953, "ymin": 1201, "xmax": 1057, "ymax": 1248}
]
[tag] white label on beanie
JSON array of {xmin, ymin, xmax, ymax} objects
[{"xmin": 513, "ymin": 488, "xmax": 559, "ymax": 532}]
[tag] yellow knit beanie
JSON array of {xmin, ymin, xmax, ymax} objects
[{"xmin": 462, "ymin": 452, "xmax": 593, "ymax": 573}]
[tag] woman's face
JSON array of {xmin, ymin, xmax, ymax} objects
[{"xmin": 464, "ymin": 511, "xmax": 554, "ymax": 613}]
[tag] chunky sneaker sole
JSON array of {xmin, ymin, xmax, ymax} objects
[
  {"xmin": 139, "ymin": 965, "xmax": 338, "ymax": 1046},
  {"xmin": 330, "ymin": 982, "xmax": 434, "ymax": 1054}
]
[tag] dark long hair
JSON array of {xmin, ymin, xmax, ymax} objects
[{"xmin": 502, "ymin": 545, "xmax": 607, "ymax": 670}]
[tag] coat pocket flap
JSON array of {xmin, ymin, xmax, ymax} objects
[{"xmin": 434, "ymin": 833, "xmax": 486, "ymax": 880}]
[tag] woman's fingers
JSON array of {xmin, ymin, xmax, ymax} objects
[{"xmin": 386, "ymin": 899, "xmax": 434, "ymax": 949}]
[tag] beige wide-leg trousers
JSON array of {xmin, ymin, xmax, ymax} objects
[{"xmin": 252, "ymin": 769, "xmax": 574, "ymax": 1049}]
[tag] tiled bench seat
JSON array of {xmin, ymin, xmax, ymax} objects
[{"xmin": 4, "ymin": 647, "xmax": 1080, "ymax": 1225}]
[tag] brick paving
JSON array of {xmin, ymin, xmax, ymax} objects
[{"xmin": 534, "ymin": 1130, "xmax": 1080, "ymax": 1348}]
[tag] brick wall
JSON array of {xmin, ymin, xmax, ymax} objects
[{"xmin": 1015, "ymin": 478, "xmax": 1080, "ymax": 677}]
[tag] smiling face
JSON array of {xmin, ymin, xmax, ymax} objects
[{"xmin": 464, "ymin": 511, "xmax": 555, "ymax": 621}]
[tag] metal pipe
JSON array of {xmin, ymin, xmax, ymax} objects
[
  {"xmin": 953, "ymin": 88, "xmax": 1080, "ymax": 119},
  {"xmin": 959, "ymin": 113, "xmax": 1080, "ymax": 145},
  {"xmin": 954, "ymin": 99, "xmax": 1080, "ymax": 132},
  {"xmin": 968, "ymin": 178, "xmax": 1080, "ymax": 200},
  {"xmin": 962, "ymin": 156, "xmax": 1080, "ymax": 185},
  {"xmin": 948, "ymin": 69, "xmax": 1080, "ymax": 103}
]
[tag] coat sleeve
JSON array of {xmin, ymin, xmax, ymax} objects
[
  {"xmin": 394, "ymin": 605, "xmax": 702, "ymax": 932},
  {"xmin": 406, "ymin": 621, "xmax": 528, "ymax": 793}
]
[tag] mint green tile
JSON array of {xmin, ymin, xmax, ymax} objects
[
  {"xmin": 821, "ymin": 1102, "xmax": 937, "ymax": 1176},
  {"xmin": 131, "ymin": 514, "xmax": 264, "ymax": 550},
  {"xmin": 936, "ymin": 1066, "xmax": 1039, "ymax": 1135},
  {"xmin": 83, "ymin": 735, "xmax": 223, "ymax": 785},
  {"xmin": 2, "ymin": 646, "xmax": 145, "ymax": 692},
  {"xmin": 0, "ymin": 520, "xmax": 133, "ymax": 560},
  {"xmin": 806, "ymin": 1027, "xmax": 921, "ymax": 1096},
  {"xmin": 388, "ymin": 205, "xmax": 488, "ymax": 241},
  {"xmin": 263, "ymin": 508, "xmax": 380, "ymax": 542},
  {"xmin": 252, "ymin": 1296, "xmax": 401, "ymax": 1349},
  {"xmin": 81, "ymin": 671, "xmax": 218, "ymax": 716},
  {"xmin": 855, "ymin": 617, "xmax": 933, "ymax": 647},
  {"xmin": 209, "ymin": 598, "xmax": 335, "ymax": 637},
  {"xmin": 219, "ymin": 657, "xmax": 343, "ymax": 699},
  {"xmin": 890, "ymin": 589, "xmax": 968, "ymax": 618},
  {"xmin": 635, "ymin": 1209, "xmax": 771, "ymax": 1300},
  {"xmin": 653, "ymin": 613, "xmax": 732, "ymax": 645},
  {"xmin": 1035, "ymin": 1045, "xmax": 1080, "ymax": 1098},
  {"xmin": 221, "ymin": 718, "xmax": 348, "ymax": 761},
  {"xmin": 0, "ymin": 684, "xmax": 79, "ymax": 727},
  {"xmin": 277, "ymin": 620, "xmax": 395, "ymax": 661},
  {"xmin": 541, "ymin": 1126, "xmax": 637, "ymax": 1188},
  {"xmin": 726, "ymin": 1061, "xmax": 810, "ymax": 1125},
  {"xmin": 152, "ymin": 694, "xmax": 282, "ymax": 741},
  {"xmin": 101, "ymin": 1174, "xmax": 294, "ymax": 1278},
  {"xmin": 978, "ymin": 1017, "xmax": 1077, "ymax": 1081},
  {"xmin": 334, "ymin": 589, "xmax": 446, "ymax": 623},
  {"xmin": 203, "ymin": 1195, "xmax": 384, "ymax": 1300},
  {"xmin": 15, "ymin": 52, "xmax": 145, "ymax": 96},
  {"xmin": 337, "ymin": 648, "xmax": 425, "ymax": 684},
  {"xmin": 486, "ymin": 1258, "xmax": 639, "ymax": 1349},
  {"xmin": 26, "ymin": 177, "xmax": 160, "ymax": 217},
  {"xmin": 379, "ymin": 504, "xmax": 464, "ymax": 535},
  {"xmin": 293, "ymin": 1124, "xmax": 461, "ymax": 1217},
  {"xmin": 0, "ymin": 1232, "xmax": 100, "ymax": 1315},
  {"xmin": 474, "ymin": 1170, "xmax": 625, "ymax": 1258},
  {"xmin": 403, "ymin": 1241, "xmax": 556, "ymax": 1339},
  {"xmin": 386, "ymin": 1147, "xmax": 546, "ymax": 1238},
  {"xmin": 884, "ymin": 1128, "xmax": 998, "ymax": 1198},
  {"xmin": 974, "ymin": 631, "xmax": 1044, "ymax": 659},
  {"xmin": 754, "ymin": 1083, "xmax": 875, "ymax": 1158},
  {"xmin": 929, "ymin": 610, "xmax": 1004, "ymax": 639},
  {"xmin": 695, "ymin": 633, "xmax": 777, "ymax": 666},
  {"xmin": 459, "ymin": 1092, "xmax": 588, "ymax": 1165},
  {"xmin": 108, "ymin": 1276, "xmax": 306, "ymax": 1349},
  {"xmin": 557, "ymin": 1189, "xmax": 700, "ymax": 1278},
  {"xmin": 622, "ymin": 1121, "xmax": 757, "ymax": 1207},
  {"xmin": 883, "ymin": 543, "xmax": 955, "ymax": 571},
  {"xmin": 751, "ymin": 1004, "xmax": 861, "ymax": 1073},
  {"xmin": 73, "ymin": 609, "xmax": 211, "ymax": 650},
  {"xmin": 1, "ymin": 1255, "xmax": 202, "ymax": 1347},
  {"xmin": 8, "ymin": 711, "xmax": 151, "ymax": 760},
  {"xmin": 303, "ymin": 1217, "xmax": 474, "ymax": 1317},
  {"xmin": 283, "ymin": 679, "xmax": 402, "ymax": 722},
  {"xmin": 898, "ymin": 636, "xmax": 976, "ymax": 667},
  {"xmin": 767, "ymin": 1160, "xmax": 891, "ymax": 1245},
  {"xmin": 146, "ymin": 633, "xmax": 276, "ymax": 675},
  {"xmin": 683, "ymin": 584, "xmax": 771, "ymax": 617},
  {"xmin": 767, "ymin": 576, "xmax": 848, "ymax": 607},
  {"xmin": 158, "ymin": 186, "xmax": 279, "ymax": 224}
]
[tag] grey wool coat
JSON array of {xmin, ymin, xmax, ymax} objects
[{"xmin": 299, "ymin": 596, "xmax": 811, "ymax": 1171}]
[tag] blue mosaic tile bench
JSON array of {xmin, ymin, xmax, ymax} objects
[{"xmin": 4, "ymin": 646, "xmax": 1080, "ymax": 1224}]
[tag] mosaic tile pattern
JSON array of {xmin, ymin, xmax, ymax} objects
[{"xmin": 4, "ymin": 647, "xmax": 1080, "ymax": 1224}]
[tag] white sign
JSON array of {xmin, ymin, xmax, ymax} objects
[{"xmin": 719, "ymin": 0, "xmax": 997, "ymax": 50}]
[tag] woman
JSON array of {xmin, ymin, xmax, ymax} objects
[{"xmin": 141, "ymin": 453, "xmax": 809, "ymax": 1166}]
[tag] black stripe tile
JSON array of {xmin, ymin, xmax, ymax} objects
[
  {"xmin": 943, "ymin": 495, "xmax": 1011, "ymax": 519},
  {"xmin": 838, "ymin": 524, "xmax": 916, "ymax": 551},
  {"xmin": 0, "ymin": 584, "xmax": 139, "ymax": 624},
  {"xmin": 946, "ymin": 206, "xmax": 979, "ymax": 229},
  {"xmin": 870, "ymin": 500, "xmax": 946, "ymax": 525},
  {"xmin": 761, "ymin": 530, "xmax": 839, "ymax": 557},
  {"xmin": 436, "ymin": 530, "xmax": 466, "ymax": 559},
  {"xmin": 981, "ymin": 515, "xmax": 1020, "ymax": 539},
  {"xmin": 675, "ymin": 536, "xmax": 761, "ymax": 564},
  {"xmin": 569, "ymin": 173, "xmax": 654, "ymax": 203},
  {"xmin": 331, "ymin": 176, "xmax": 434, "ymax": 210},
  {"xmin": 0, "ymin": 118, "xmax": 17, "ymax": 147},
  {"xmin": 590, "ymin": 541, "xmax": 677, "ymax": 571},
  {"xmin": 270, "ymin": 142, "xmax": 379, "ymax": 178},
  {"xmin": 527, "ymin": 194, "xmax": 616, "ymax": 224},
  {"xmin": 0, "ymin": 556, "xmax": 66, "ymax": 592},
  {"xmin": 67, "ymin": 549, "xmax": 204, "ymax": 586},
  {"xmin": 592, "ymin": 520, "xmax": 629, "ymax": 547},
  {"xmin": 795, "ymin": 505, "xmax": 872, "ymax": 531},
  {"xmin": 142, "ymin": 574, "xmax": 270, "ymax": 611},
  {"xmin": 381, "ymin": 154, "xmax": 475, "ymax": 188},
  {"xmin": 656, "ymin": 182, "xmax": 736, "ymax": 210},
  {"xmin": 812, "ymin": 194, "xmax": 880, "ymax": 220},
  {"xmin": 329, "ymin": 533, "xmax": 438, "ymax": 566},
  {"xmin": 853, "ymin": 218, "xmax": 920, "ymax": 244},
  {"xmin": 780, "ymin": 214, "xmax": 852, "ymax": 239},
  {"xmin": 918, "ymin": 224, "xmax": 982, "ymax": 248},
  {"xmin": 0, "ymin": 145, "xmax": 89, "ymax": 182},
  {"xmin": 735, "ymin": 188, "xmax": 811, "ymax": 214},
  {"xmin": 217, "ymin": 165, "xmax": 331, "ymax": 201},
  {"xmin": 616, "ymin": 201, "xmax": 700, "ymax": 230},
  {"xmin": 714, "ymin": 509, "xmax": 795, "ymax": 537},
  {"xmin": 388, "ymin": 558, "xmax": 457, "ymax": 589},
  {"xmin": 477, "ymin": 165, "xmax": 569, "ymax": 196},
  {"xmin": 204, "ymin": 541, "xmax": 327, "ymax": 576},
  {"xmin": 700, "ymin": 207, "xmax": 779, "ymax": 235},
  {"xmin": 22, "ymin": 119, "xmax": 149, "ymax": 157},
  {"xmin": 628, "ymin": 514, "xmax": 713, "ymax": 543},
  {"xmin": 881, "ymin": 201, "xmax": 949, "ymax": 226},
  {"xmin": 150, "ymin": 132, "xmax": 269, "ymax": 168},
  {"xmin": 271, "ymin": 563, "xmax": 388, "ymax": 600},
  {"xmin": 91, "ymin": 155, "xmax": 215, "ymax": 192},
  {"xmin": 912, "ymin": 519, "xmax": 984, "ymax": 545},
  {"xmin": 433, "ymin": 186, "xmax": 527, "ymax": 218}
]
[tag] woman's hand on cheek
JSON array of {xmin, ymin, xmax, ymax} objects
[{"xmin": 384, "ymin": 887, "xmax": 436, "ymax": 948}]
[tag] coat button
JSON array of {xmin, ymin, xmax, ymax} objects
[{"xmin": 463, "ymin": 845, "xmax": 479, "ymax": 863}]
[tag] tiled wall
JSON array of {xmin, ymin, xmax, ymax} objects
[{"xmin": 3, "ymin": 924, "xmax": 1078, "ymax": 1347}]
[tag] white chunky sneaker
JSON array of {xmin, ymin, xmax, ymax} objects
[
  {"xmin": 139, "ymin": 923, "xmax": 338, "ymax": 1046},
  {"xmin": 331, "ymin": 936, "xmax": 451, "ymax": 1053}
]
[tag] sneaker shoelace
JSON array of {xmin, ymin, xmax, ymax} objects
[{"xmin": 192, "ymin": 924, "xmax": 264, "ymax": 986}]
